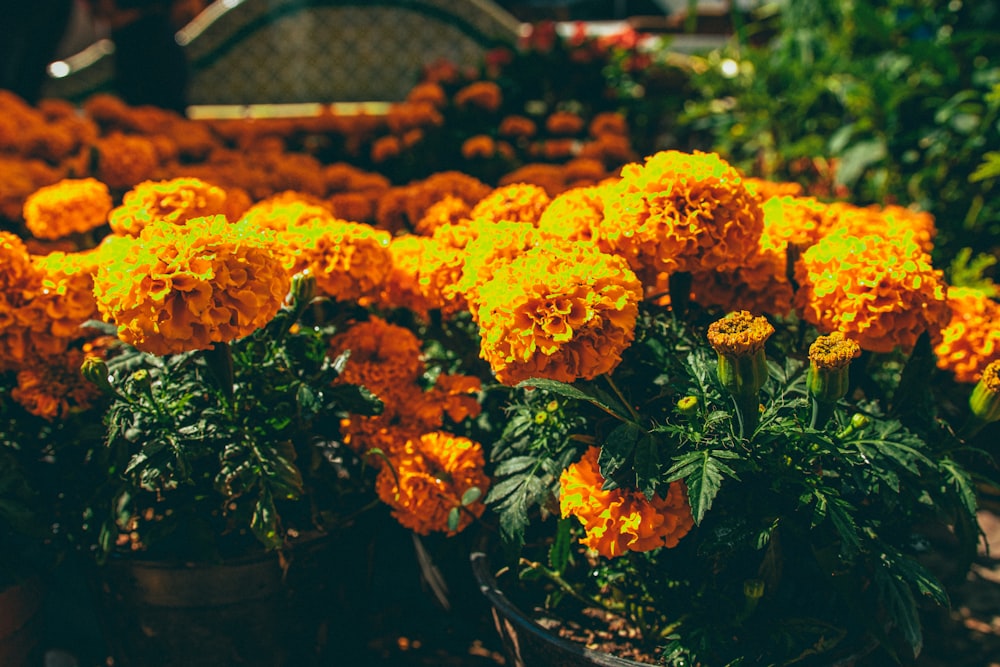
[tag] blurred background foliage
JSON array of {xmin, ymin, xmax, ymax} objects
[{"xmin": 674, "ymin": 0, "xmax": 1000, "ymax": 278}]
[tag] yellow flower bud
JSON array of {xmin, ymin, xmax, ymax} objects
[{"xmin": 807, "ymin": 332, "xmax": 860, "ymax": 404}]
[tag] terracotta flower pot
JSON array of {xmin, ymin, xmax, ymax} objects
[
  {"xmin": 92, "ymin": 531, "xmax": 362, "ymax": 667},
  {"xmin": 0, "ymin": 578, "xmax": 44, "ymax": 667}
]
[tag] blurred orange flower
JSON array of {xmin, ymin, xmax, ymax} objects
[
  {"xmin": 932, "ymin": 286, "xmax": 1000, "ymax": 383},
  {"xmin": 22, "ymin": 178, "xmax": 112, "ymax": 240}
]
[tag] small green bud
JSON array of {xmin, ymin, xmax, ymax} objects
[
  {"xmin": 81, "ymin": 356, "xmax": 115, "ymax": 394},
  {"xmin": 850, "ymin": 413, "xmax": 870, "ymax": 430},
  {"xmin": 969, "ymin": 360, "xmax": 1000, "ymax": 425},
  {"xmin": 676, "ymin": 395, "xmax": 699, "ymax": 415},
  {"xmin": 291, "ymin": 270, "xmax": 316, "ymax": 306}
]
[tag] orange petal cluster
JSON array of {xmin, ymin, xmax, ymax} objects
[
  {"xmin": 932, "ymin": 286, "xmax": 1000, "ymax": 383},
  {"xmin": 22, "ymin": 178, "xmax": 112, "ymax": 240},
  {"xmin": 793, "ymin": 228, "xmax": 949, "ymax": 354},
  {"xmin": 109, "ymin": 177, "xmax": 232, "ymax": 236},
  {"xmin": 559, "ymin": 447, "xmax": 694, "ymax": 558},
  {"xmin": 376, "ymin": 431, "xmax": 490, "ymax": 535},
  {"xmin": 92, "ymin": 216, "xmax": 290, "ymax": 355},
  {"xmin": 474, "ymin": 241, "xmax": 642, "ymax": 385},
  {"xmin": 598, "ymin": 150, "xmax": 764, "ymax": 282}
]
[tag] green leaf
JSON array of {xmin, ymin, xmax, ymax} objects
[
  {"xmin": 633, "ymin": 434, "xmax": 659, "ymax": 499},
  {"xmin": 516, "ymin": 378, "xmax": 630, "ymax": 420},
  {"xmin": 665, "ymin": 449, "xmax": 739, "ymax": 525},
  {"xmin": 250, "ymin": 489, "xmax": 282, "ymax": 550},
  {"xmin": 875, "ymin": 559, "xmax": 923, "ymax": 657},
  {"xmin": 599, "ymin": 422, "xmax": 642, "ymax": 483},
  {"xmin": 447, "ymin": 506, "xmax": 461, "ymax": 533},
  {"xmin": 549, "ymin": 517, "xmax": 572, "ymax": 573},
  {"xmin": 834, "ymin": 138, "xmax": 887, "ymax": 187},
  {"xmin": 939, "ymin": 458, "xmax": 978, "ymax": 518},
  {"xmin": 461, "ymin": 486, "xmax": 482, "ymax": 507}
]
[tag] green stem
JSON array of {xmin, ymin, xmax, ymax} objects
[
  {"xmin": 604, "ymin": 374, "xmax": 642, "ymax": 423},
  {"xmin": 810, "ymin": 397, "xmax": 834, "ymax": 430},
  {"xmin": 734, "ymin": 392, "xmax": 759, "ymax": 440},
  {"xmin": 204, "ymin": 341, "xmax": 235, "ymax": 406},
  {"xmin": 518, "ymin": 558, "xmax": 611, "ymax": 612}
]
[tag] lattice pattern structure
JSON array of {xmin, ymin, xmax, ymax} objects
[{"xmin": 42, "ymin": 0, "xmax": 522, "ymax": 105}]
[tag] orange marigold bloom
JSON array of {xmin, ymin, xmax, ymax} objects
[
  {"xmin": 760, "ymin": 195, "xmax": 830, "ymax": 251},
  {"xmin": 324, "ymin": 162, "xmax": 391, "ymax": 194},
  {"xmin": 932, "ymin": 286, "xmax": 1000, "ymax": 383},
  {"xmin": 378, "ymin": 233, "xmax": 468, "ymax": 317},
  {"xmin": 376, "ymin": 431, "xmax": 490, "ymax": 535},
  {"xmin": 31, "ymin": 249, "xmax": 102, "ymax": 340},
  {"xmin": 475, "ymin": 242, "xmax": 642, "ymax": 385},
  {"xmin": 109, "ymin": 177, "xmax": 232, "ymax": 236},
  {"xmin": 599, "ymin": 150, "xmax": 764, "ymax": 283},
  {"xmin": 371, "ymin": 135, "xmax": 402, "ymax": 163},
  {"xmin": 427, "ymin": 373, "xmax": 483, "ymax": 423},
  {"xmin": 93, "ymin": 216, "xmax": 290, "ymax": 356},
  {"xmin": 498, "ymin": 163, "xmax": 568, "ymax": 197},
  {"xmin": 536, "ymin": 185, "xmax": 607, "ymax": 243},
  {"xmin": 743, "ymin": 177, "xmax": 804, "ymax": 200},
  {"xmin": 457, "ymin": 220, "xmax": 550, "ymax": 316},
  {"xmin": 577, "ymin": 133, "xmax": 637, "ymax": 167},
  {"xmin": 541, "ymin": 138, "xmax": 579, "ymax": 161},
  {"xmin": 560, "ymin": 447, "xmax": 694, "ymax": 558},
  {"xmin": 823, "ymin": 202, "xmax": 937, "ymax": 254},
  {"xmin": 691, "ymin": 241, "xmax": 794, "ymax": 317},
  {"xmin": 588, "ymin": 112, "xmax": 629, "ymax": 137},
  {"xmin": 793, "ymin": 228, "xmax": 949, "ymax": 354},
  {"xmin": 380, "ymin": 171, "xmax": 491, "ymax": 233},
  {"xmin": 453, "ymin": 81, "xmax": 503, "ymax": 113},
  {"xmin": 327, "ymin": 191, "xmax": 377, "ymax": 223},
  {"xmin": 93, "ymin": 132, "xmax": 159, "ymax": 191},
  {"xmin": 275, "ymin": 217, "xmax": 391, "ymax": 305},
  {"xmin": 328, "ymin": 317, "xmax": 425, "ymax": 398},
  {"xmin": 707, "ymin": 310, "xmax": 774, "ymax": 357},
  {"xmin": 469, "ymin": 183, "xmax": 551, "ymax": 224},
  {"xmin": 11, "ymin": 349, "xmax": 103, "ymax": 420},
  {"xmin": 545, "ymin": 110, "xmax": 586, "ymax": 136},
  {"xmin": 240, "ymin": 193, "xmax": 334, "ymax": 232},
  {"xmin": 461, "ymin": 134, "xmax": 497, "ymax": 160},
  {"xmin": 498, "ymin": 115, "xmax": 537, "ymax": 138},
  {"xmin": 22, "ymin": 178, "xmax": 112, "ymax": 240},
  {"xmin": 406, "ymin": 81, "xmax": 448, "ymax": 108},
  {"xmin": 414, "ymin": 194, "xmax": 471, "ymax": 236}
]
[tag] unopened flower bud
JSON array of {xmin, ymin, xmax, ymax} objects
[
  {"xmin": 743, "ymin": 578, "xmax": 765, "ymax": 600},
  {"xmin": 291, "ymin": 270, "xmax": 316, "ymax": 306},
  {"xmin": 707, "ymin": 311, "xmax": 774, "ymax": 400},
  {"xmin": 81, "ymin": 355, "xmax": 114, "ymax": 394},
  {"xmin": 969, "ymin": 360, "xmax": 1000, "ymax": 425},
  {"xmin": 807, "ymin": 332, "xmax": 860, "ymax": 403},
  {"xmin": 676, "ymin": 395, "xmax": 699, "ymax": 415}
]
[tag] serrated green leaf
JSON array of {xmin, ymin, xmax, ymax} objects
[
  {"xmin": 634, "ymin": 434, "xmax": 659, "ymax": 499},
  {"xmin": 665, "ymin": 449, "xmax": 739, "ymax": 525},
  {"xmin": 250, "ymin": 490, "xmax": 282, "ymax": 550},
  {"xmin": 875, "ymin": 560, "xmax": 923, "ymax": 657},
  {"xmin": 939, "ymin": 458, "xmax": 977, "ymax": 517},
  {"xmin": 493, "ymin": 456, "xmax": 539, "ymax": 477},
  {"xmin": 599, "ymin": 421, "xmax": 642, "ymax": 481}
]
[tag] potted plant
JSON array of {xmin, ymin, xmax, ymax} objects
[
  {"xmin": 461, "ymin": 148, "xmax": 996, "ymax": 665},
  {"xmin": 73, "ymin": 209, "xmax": 392, "ymax": 667}
]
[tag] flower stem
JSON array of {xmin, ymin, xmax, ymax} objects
[
  {"xmin": 809, "ymin": 397, "xmax": 834, "ymax": 430},
  {"xmin": 604, "ymin": 374, "xmax": 642, "ymax": 423},
  {"xmin": 733, "ymin": 392, "xmax": 759, "ymax": 440},
  {"xmin": 204, "ymin": 341, "xmax": 235, "ymax": 406}
]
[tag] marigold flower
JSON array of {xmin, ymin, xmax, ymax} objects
[
  {"xmin": 22, "ymin": 178, "xmax": 112, "ymax": 240},
  {"xmin": 560, "ymin": 447, "xmax": 694, "ymax": 558},
  {"xmin": 475, "ymin": 242, "xmax": 642, "ymax": 385},
  {"xmin": 793, "ymin": 228, "xmax": 949, "ymax": 354},
  {"xmin": 93, "ymin": 216, "xmax": 290, "ymax": 355},
  {"xmin": 691, "ymin": 242, "xmax": 794, "ymax": 317},
  {"xmin": 241, "ymin": 193, "xmax": 334, "ymax": 233},
  {"xmin": 599, "ymin": 150, "xmax": 764, "ymax": 282},
  {"xmin": 823, "ymin": 202, "xmax": 937, "ymax": 254},
  {"xmin": 93, "ymin": 132, "xmax": 159, "ymax": 191},
  {"xmin": 11, "ymin": 349, "xmax": 103, "ymax": 420},
  {"xmin": 498, "ymin": 163, "xmax": 568, "ymax": 197},
  {"xmin": 328, "ymin": 317, "xmax": 425, "ymax": 398},
  {"xmin": 743, "ymin": 177, "xmax": 804, "ymax": 200},
  {"xmin": 109, "ymin": 177, "xmax": 232, "ymax": 236},
  {"xmin": 536, "ymin": 185, "xmax": 606, "ymax": 243},
  {"xmin": 456, "ymin": 220, "xmax": 551, "ymax": 317},
  {"xmin": 932, "ymin": 286, "xmax": 1000, "ymax": 383},
  {"xmin": 588, "ymin": 112, "xmax": 629, "ymax": 137},
  {"xmin": 453, "ymin": 81, "xmax": 503, "ymax": 113},
  {"xmin": 377, "ymin": 234, "xmax": 464, "ymax": 316},
  {"xmin": 498, "ymin": 115, "xmax": 537, "ymax": 138},
  {"xmin": 469, "ymin": 183, "xmax": 551, "ymax": 224},
  {"xmin": 405, "ymin": 81, "xmax": 448, "ymax": 108},
  {"xmin": 414, "ymin": 194, "xmax": 471, "ymax": 236},
  {"xmin": 707, "ymin": 311, "xmax": 773, "ymax": 436},
  {"xmin": 545, "ymin": 110, "xmax": 586, "ymax": 135},
  {"xmin": 327, "ymin": 191, "xmax": 377, "ymax": 223},
  {"xmin": 760, "ymin": 195, "xmax": 830, "ymax": 251},
  {"xmin": 386, "ymin": 101, "xmax": 444, "ymax": 134},
  {"xmin": 707, "ymin": 311, "xmax": 774, "ymax": 357},
  {"xmin": 968, "ymin": 360, "xmax": 1000, "ymax": 425},
  {"xmin": 461, "ymin": 134, "xmax": 498, "ymax": 161},
  {"xmin": 371, "ymin": 135, "xmax": 402, "ymax": 163},
  {"xmin": 275, "ymin": 217, "xmax": 391, "ymax": 304},
  {"xmin": 376, "ymin": 431, "xmax": 490, "ymax": 535}
]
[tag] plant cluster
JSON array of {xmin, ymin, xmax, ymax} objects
[{"xmin": 677, "ymin": 0, "xmax": 1000, "ymax": 273}]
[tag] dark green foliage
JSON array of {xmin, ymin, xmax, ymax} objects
[{"xmin": 88, "ymin": 281, "xmax": 383, "ymax": 562}]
